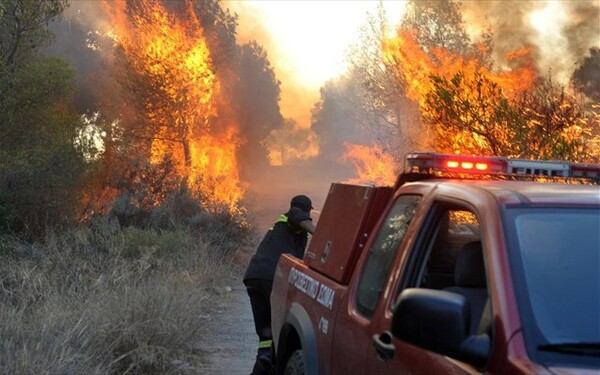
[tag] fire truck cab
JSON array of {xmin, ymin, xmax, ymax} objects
[{"xmin": 270, "ymin": 152, "xmax": 600, "ymax": 375}]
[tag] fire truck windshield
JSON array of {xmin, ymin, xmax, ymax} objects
[{"xmin": 504, "ymin": 207, "xmax": 600, "ymax": 366}]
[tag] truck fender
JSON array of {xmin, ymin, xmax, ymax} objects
[{"xmin": 279, "ymin": 302, "xmax": 319, "ymax": 375}]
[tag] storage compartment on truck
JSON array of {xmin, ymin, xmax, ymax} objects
[{"xmin": 304, "ymin": 183, "xmax": 393, "ymax": 284}]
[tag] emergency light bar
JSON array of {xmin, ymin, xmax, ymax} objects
[{"xmin": 404, "ymin": 152, "xmax": 600, "ymax": 180}]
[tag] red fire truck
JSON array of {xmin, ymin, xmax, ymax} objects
[{"xmin": 270, "ymin": 152, "xmax": 600, "ymax": 375}]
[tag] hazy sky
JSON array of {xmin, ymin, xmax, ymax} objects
[
  {"xmin": 223, "ymin": 1, "xmax": 599, "ymax": 129},
  {"xmin": 225, "ymin": 1, "xmax": 405, "ymax": 87},
  {"xmin": 223, "ymin": 1, "xmax": 406, "ymax": 126}
]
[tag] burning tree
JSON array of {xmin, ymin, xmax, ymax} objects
[
  {"xmin": 96, "ymin": 0, "xmax": 245, "ymax": 214},
  {"xmin": 400, "ymin": 0, "xmax": 492, "ymax": 60},
  {"xmin": 44, "ymin": 0, "xmax": 286, "ymax": 225},
  {"xmin": 423, "ymin": 72, "xmax": 595, "ymax": 161},
  {"xmin": 424, "ymin": 71, "xmax": 519, "ymax": 156},
  {"xmin": 340, "ymin": 0, "xmax": 599, "ymax": 184},
  {"xmin": 339, "ymin": 0, "xmax": 495, "ymax": 185},
  {"xmin": 385, "ymin": 28, "xmax": 598, "ymax": 161}
]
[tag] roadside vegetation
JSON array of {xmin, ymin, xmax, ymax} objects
[
  {"xmin": 0, "ymin": 2, "xmax": 260, "ymax": 373},
  {"xmin": 0, "ymin": 204, "xmax": 255, "ymax": 374}
]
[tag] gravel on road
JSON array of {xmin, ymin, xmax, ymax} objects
[{"xmin": 195, "ymin": 272, "xmax": 257, "ymax": 375}]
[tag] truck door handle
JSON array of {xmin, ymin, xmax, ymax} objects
[{"xmin": 372, "ymin": 331, "xmax": 395, "ymax": 362}]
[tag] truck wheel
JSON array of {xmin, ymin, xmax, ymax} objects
[{"xmin": 284, "ymin": 349, "xmax": 305, "ymax": 375}]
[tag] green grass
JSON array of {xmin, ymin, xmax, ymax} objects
[{"xmin": 0, "ymin": 215, "xmax": 252, "ymax": 374}]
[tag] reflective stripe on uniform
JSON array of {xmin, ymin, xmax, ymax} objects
[
  {"xmin": 268, "ymin": 214, "xmax": 288, "ymax": 230},
  {"xmin": 258, "ymin": 339, "xmax": 273, "ymax": 349}
]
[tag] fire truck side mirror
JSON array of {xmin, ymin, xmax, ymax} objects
[{"xmin": 391, "ymin": 288, "xmax": 490, "ymax": 367}]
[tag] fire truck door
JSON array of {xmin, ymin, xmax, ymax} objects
[
  {"xmin": 331, "ymin": 194, "xmax": 422, "ymax": 374},
  {"xmin": 366, "ymin": 202, "xmax": 485, "ymax": 374}
]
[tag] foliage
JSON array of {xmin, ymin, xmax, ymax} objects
[
  {"xmin": 345, "ymin": 0, "xmax": 491, "ymax": 156},
  {"xmin": 1, "ymin": 57, "xmax": 77, "ymax": 144},
  {"xmin": 0, "ymin": 0, "xmax": 98, "ymax": 235},
  {"xmin": 424, "ymin": 72, "xmax": 595, "ymax": 161},
  {"xmin": 110, "ymin": 185, "xmax": 255, "ymax": 258},
  {"xmin": 112, "ymin": 156, "xmax": 181, "ymax": 213},
  {"xmin": 0, "ymin": 220, "xmax": 242, "ymax": 374},
  {"xmin": 345, "ymin": 4, "xmax": 420, "ymax": 155},
  {"xmin": 0, "ymin": 56, "xmax": 88, "ymax": 235},
  {"xmin": 192, "ymin": 0, "xmax": 239, "ymax": 67},
  {"xmin": 0, "ymin": 0, "xmax": 68, "ymax": 103},
  {"xmin": 233, "ymin": 41, "xmax": 284, "ymax": 169},
  {"xmin": 515, "ymin": 80, "xmax": 593, "ymax": 161},
  {"xmin": 401, "ymin": 0, "xmax": 493, "ymax": 61}
]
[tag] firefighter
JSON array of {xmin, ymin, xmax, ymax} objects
[{"xmin": 244, "ymin": 194, "xmax": 315, "ymax": 375}]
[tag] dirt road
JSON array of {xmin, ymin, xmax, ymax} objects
[
  {"xmin": 194, "ymin": 163, "xmax": 345, "ymax": 374},
  {"xmin": 196, "ymin": 271, "xmax": 257, "ymax": 375}
]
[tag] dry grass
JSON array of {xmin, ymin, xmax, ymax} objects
[{"xmin": 0, "ymin": 216, "xmax": 248, "ymax": 374}]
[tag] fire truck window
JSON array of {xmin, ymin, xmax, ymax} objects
[
  {"xmin": 402, "ymin": 205, "xmax": 490, "ymax": 336},
  {"xmin": 420, "ymin": 209, "xmax": 481, "ymax": 289},
  {"xmin": 356, "ymin": 195, "xmax": 421, "ymax": 319}
]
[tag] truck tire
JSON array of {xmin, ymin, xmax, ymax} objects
[{"xmin": 284, "ymin": 350, "xmax": 305, "ymax": 375}]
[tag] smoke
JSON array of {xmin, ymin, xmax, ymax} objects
[
  {"xmin": 41, "ymin": 0, "xmax": 329, "ymax": 230},
  {"xmin": 41, "ymin": 0, "xmax": 599, "ymax": 230},
  {"xmin": 222, "ymin": 1, "xmax": 310, "ymax": 116},
  {"xmin": 223, "ymin": 0, "xmax": 320, "ymax": 164},
  {"xmin": 43, "ymin": 2, "xmax": 112, "ymax": 111},
  {"xmin": 462, "ymin": 0, "xmax": 600, "ymax": 84}
]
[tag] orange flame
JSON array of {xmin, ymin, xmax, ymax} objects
[
  {"xmin": 383, "ymin": 29, "xmax": 539, "ymax": 158},
  {"xmin": 342, "ymin": 143, "xmax": 397, "ymax": 186},
  {"xmin": 106, "ymin": 0, "xmax": 243, "ymax": 210},
  {"xmin": 382, "ymin": 30, "xmax": 537, "ymax": 107},
  {"xmin": 344, "ymin": 29, "xmax": 540, "ymax": 182}
]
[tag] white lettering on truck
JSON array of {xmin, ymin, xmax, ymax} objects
[
  {"xmin": 318, "ymin": 317, "xmax": 329, "ymax": 334},
  {"xmin": 317, "ymin": 284, "xmax": 335, "ymax": 310},
  {"xmin": 288, "ymin": 268, "xmax": 335, "ymax": 310}
]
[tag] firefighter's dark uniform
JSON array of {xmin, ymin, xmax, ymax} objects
[{"xmin": 244, "ymin": 196, "xmax": 313, "ymax": 375}]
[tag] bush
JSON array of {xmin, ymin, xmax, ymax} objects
[
  {"xmin": 0, "ymin": 218, "xmax": 241, "ymax": 374},
  {"xmin": 109, "ymin": 187, "xmax": 256, "ymax": 258}
]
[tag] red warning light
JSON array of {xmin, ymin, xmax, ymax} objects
[
  {"xmin": 445, "ymin": 160, "xmax": 488, "ymax": 171},
  {"xmin": 403, "ymin": 152, "xmax": 596, "ymax": 179}
]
